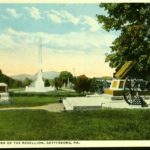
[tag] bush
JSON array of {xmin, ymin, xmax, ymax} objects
[{"xmin": 9, "ymin": 91, "xmax": 86, "ymax": 97}]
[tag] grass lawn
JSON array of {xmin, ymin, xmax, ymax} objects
[
  {"xmin": 0, "ymin": 90, "xmax": 85, "ymax": 108},
  {"xmin": 0, "ymin": 109, "xmax": 150, "ymax": 140},
  {"xmin": 0, "ymin": 96, "xmax": 59, "ymax": 108}
]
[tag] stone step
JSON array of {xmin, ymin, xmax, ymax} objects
[
  {"xmin": 74, "ymin": 105, "xmax": 102, "ymax": 111},
  {"xmin": 63, "ymin": 99, "xmax": 73, "ymax": 111},
  {"xmin": 111, "ymin": 96, "xmax": 124, "ymax": 100}
]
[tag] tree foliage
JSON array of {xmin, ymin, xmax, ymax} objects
[
  {"xmin": 22, "ymin": 78, "xmax": 32, "ymax": 87},
  {"xmin": 44, "ymin": 79, "xmax": 50, "ymax": 87},
  {"xmin": 74, "ymin": 75, "xmax": 91, "ymax": 93},
  {"xmin": 59, "ymin": 71, "xmax": 73, "ymax": 84},
  {"xmin": 89, "ymin": 78, "xmax": 104, "ymax": 93},
  {"xmin": 0, "ymin": 70, "xmax": 23, "ymax": 88},
  {"xmin": 53, "ymin": 71, "xmax": 74, "ymax": 90},
  {"xmin": 97, "ymin": 3, "xmax": 150, "ymax": 79},
  {"xmin": 54, "ymin": 77, "xmax": 63, "ymax": 90}
]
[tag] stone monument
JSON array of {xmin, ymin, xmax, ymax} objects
[
  {"xmin": 104, "ymin": 61, "xmax": 136, "ymax": 96},
  {"xmin": 0, "ymin": 83, "xmax": 10, "ymax": 103},
  {"xmin": 25, "ymin": 39, "xmax": 55, "ymax": 92}
]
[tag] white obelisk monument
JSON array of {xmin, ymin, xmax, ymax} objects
[
  {"xmin": 34, "ymin": 39, "xmax": 45, "ymax": 90},
  {"xmin": 25, "ymin": 39, "xmax": 55, "ymax": 92}
]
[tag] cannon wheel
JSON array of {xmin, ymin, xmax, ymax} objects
[
  {"xmin": 123, "ymin": 78, "xmax": 148, "ymax": 107},
  {"xmin": 123, "ymin": 78, "xmax": 141, "ymax": 105}
]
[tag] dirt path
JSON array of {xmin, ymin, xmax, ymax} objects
[{"xmin": 0, "ymin": 103, "xmax": 64, "ymax": 112}]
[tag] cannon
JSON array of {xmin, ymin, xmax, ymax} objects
[
  {"xmin": 104, "ymin": 61, "xmax": 136, "ymax": 96},
  {"xmin": 115, "ymin": 61, "xmax": 150, "ymax": 107},
  {"xmin": 104, "ymin": 60, "xmax": 150, "ymax": 107},
  {"xmin": 123, "ymin": 78, "xmax": 150, "ymax": 107}
]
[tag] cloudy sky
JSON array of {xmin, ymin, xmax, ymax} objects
[{"xmin": 0, "ymin": 3, "xmax": 119, "ymax": 77}]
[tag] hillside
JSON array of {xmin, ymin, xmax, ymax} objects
[
  {"xmin": 11, "ymin": 71, "xmax": 60, "ymax": 81},
  {"xmin": 0, "ymin": 70, "xmax": 23, "ymax": 88},
  {"xmin": 11, "ymin": 74, "xmax": 35, "ymax": 81}
]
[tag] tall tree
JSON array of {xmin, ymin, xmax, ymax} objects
[
  {"xmin": 54, "ymin": 77, "xmax": 63, "ymax": 90},
  {"xmin": 59, "ymin": 71, "xmax": 73, "ymax": 84},
  {"xmin": 44, "ymin": 79, "xmax": 50, "ymax": 87},
  {"xmin": 89, "ymin": 78, "xmax": 104, "ymax": 93},
  {"xmin": 0, "ymin": 69, "xmax": 23, "ymax": 88},
  {"xmin": 97, "ymin": 3, "xmax": 150, "ymax": 79},
  {"xmin": 74, "ymin": 75, "xmax": 90, "ymax": 93},
  {"xmin": 23, "ymin": 78, "xmax": 32, "ymax": 87}
]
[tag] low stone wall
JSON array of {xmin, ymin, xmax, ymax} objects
[
  {"xmin": 111, "ymin": 96, "xmax": 124, "ymax": 100},
  {"xmin": 0, "ymin": 93, "xmax": 11, "ymax": 104}
]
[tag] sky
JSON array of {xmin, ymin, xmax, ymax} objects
[{"xmin": 0, "ymin": 3, "xmax": 119, "ymax": 77}]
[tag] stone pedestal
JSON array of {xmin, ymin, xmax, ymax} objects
[
  {"xmin": 104, "ymin": 79, "xmax": 125, "ymax": 96},
  {"xmin": 25, "ymin": 71, "xmax": 55, "ymax": 92},
  {"xmin": 0, "ymin": 83, "xmax": 10, "ymax": 103}
]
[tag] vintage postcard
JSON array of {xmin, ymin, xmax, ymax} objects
[{"xmin": 0, "ymin": 0, "xmax": 150, "ymax": 148}]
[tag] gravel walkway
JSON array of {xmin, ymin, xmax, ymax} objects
[{"xmin": 0, "ymin": 103, "xmax": 64, "ymax": 112}]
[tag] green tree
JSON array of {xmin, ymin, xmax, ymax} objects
[
  {"xmin": 97, "ymin": 3, "xmax": 150, "ymax": 79},
  {"xmin": 59, "ymin": 71, "xmax": 73, "ymax": 84},
  {"xmin": 74, "ymin": 75, "xmax": 90, "ymax": 93},
  {"xmin": 89, "ymin": 78, "xmax": 96, "ymax": 92},
  {"xmin": 0, "ymin": 70, "xmax": 23, "ymax": 88},
  {"xmin": 49, "ymin": 79, "xmax": 55, "ymax": 86},
  {"xmin": 44, "ymin": 79, "xmax": 50, "ymax": 87},
  {"xmin": 23, "ymin": 78, "xmax": 32, "ymax": 87},
  {"xmin": 89, "ymin": 78, "xmax": 105, "ymax": 93},
  {"xmin": 54, "ymin": 77, "xmax": 63, "ymax": 90},
  {"xmin": 11, "ymin": 81, "xmax": 22, "ymax": 88}
]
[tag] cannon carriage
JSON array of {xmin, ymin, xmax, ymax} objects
[
  {"xmin": 115, "ymin": 61, "xmax": 150, "ymax": 107},
  {"xmin": 104, "ymin": 61, "xmax": 150, "ymax": 107}
]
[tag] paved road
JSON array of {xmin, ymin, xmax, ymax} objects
[{"xmin": 0, "ymin": 103, "xmax": 65, "ymax": 112}]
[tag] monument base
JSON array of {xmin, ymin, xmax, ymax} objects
[
  {"xmin": 0, "ymin": 93, "xmax": 11, "ymax": 104},
  {"xmin": 104, "ymin": 79, "xmax": 150, "ymax": 96},
  {"xmin": 25, "ymin": 86, "xmax": 55, "ymax": 93},
  {"xmin": 0, "ymin": 83, "xmax": 10, "ymax": 104},
  {"xmin": 104, "ymin": 79, "xmax": 125, "ymax": 96},
  {"xmin": 63, "ymin": 94, "xmax": 150, "ymax": 111},
  {"xmin": 104, "ymin": 88, "xmax": 123, "ymax": 96},
  {"xmin": 25, "ymin": 71, "xmax": 55, "ymax": 93}
]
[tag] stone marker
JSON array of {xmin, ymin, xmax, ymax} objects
[
  {"xmin": 104, "ymin": 61, "xmax": 136, "ymax": 96},
  {"xmin": 0, "ymin": 83, "xmax": 10, "ymax": 103}
]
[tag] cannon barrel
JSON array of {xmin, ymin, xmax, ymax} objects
[{"xmin": 114, "ymin": 61, "xmax": 136, "ymax": 79}]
